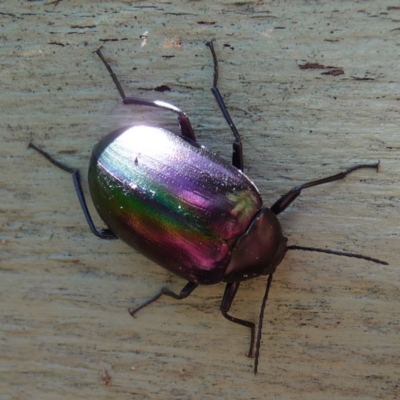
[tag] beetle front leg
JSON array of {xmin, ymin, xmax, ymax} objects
[
  {"xmin": 129, "ymin": 281, "xmax": 198, "ymax": 317},
  {"xmin": 29, "ymin": 142, "xmax": 117, "ymax": 240},
  {"xmin": 220, "ymin": 282, "xmax": 255, "ymax": 358},
  {"xmin": 270, "ymin": 162, "xmax": 380, "ymax": 215}
]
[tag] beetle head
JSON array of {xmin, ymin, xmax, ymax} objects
[{"xmin": 224, "ymin": 208, "xmax": 287, "ymax": 282}]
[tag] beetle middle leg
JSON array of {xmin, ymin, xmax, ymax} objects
[
  {"xmin": 28, "ymin": 142, "xmax": 116, "ymax": 240},
  {"xmin": 206, "ymin": 40, "xmax": 244, "ymax": 171},
  {"xmin": 95, "ymin": 47, "xmax": 197, "ymax": 142},
  {"xmin": 129, "ymin": 281, "xmax": 198, "ymax": 317}
]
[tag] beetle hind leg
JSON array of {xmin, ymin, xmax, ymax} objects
[
  {"xmin": 29, "ymin": 142, "xmax": 116, "ymax": 240},
  {"xmin": 129, "ymin": 281, "xmax": 198, "ymax": 317},
  {"xmin": 95, "ymin": 47, "xmax": 197, "ymax": 143}
]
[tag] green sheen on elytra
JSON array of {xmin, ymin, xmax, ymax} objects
[{"xmin": 88, "ymin": 126, "xmax": 262, "ymax": 284}]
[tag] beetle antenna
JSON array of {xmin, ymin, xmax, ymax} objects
[
  {"xmin": 253, "ymin": 273, "xmax": 274, "ymax": 375},
  {"xmin": 287, "ymin": 245, "xmax": 388, "ymax": 265}
]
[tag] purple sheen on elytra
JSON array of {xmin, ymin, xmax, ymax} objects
[{"xmin": 88, "ymin": 126, "xmax": 263, "ymax": 284}]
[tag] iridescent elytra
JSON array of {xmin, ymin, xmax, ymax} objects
[{"xmin": 29, "ymin": 41, "xmax": 387, "ymax": 373}]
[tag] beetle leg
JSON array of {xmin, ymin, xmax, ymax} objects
[
  {"xmin": 253, "ymin": 273, "xmax": 273, "ymax": 374},
  {"xmin": 220, "ymin": 282, "xmax": 255, "ymax": 358},
  {"xmin": 29, "ymin": 142, "xmax": 117, "ymax": 240},
  {"xmin": 206, "ymin": 41, "xmax": 244, "ymax": 171},
  {"xmin": 129, "ymin": 281, "xmax": 198, "ymax": 317},
  {"xmin": 95, "ymin": 47, "xmax": 197, "ymax": 142},
  {"xmin": 270, "ymin": 162, "xmax": 380, "ymax": 215}
]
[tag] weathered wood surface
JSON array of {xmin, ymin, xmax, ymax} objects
[{"xmin": 1, "ymin": 1, "xmax": 400, "ymax": 399}]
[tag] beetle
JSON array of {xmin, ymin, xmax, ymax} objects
[{"xmin": 29, "ymin": 41, "xmax": 387, "ymax": 373}]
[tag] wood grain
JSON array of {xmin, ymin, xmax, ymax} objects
[{"xmin": 1, "ymin": 1, "xmax": 399, "ymax": 399}]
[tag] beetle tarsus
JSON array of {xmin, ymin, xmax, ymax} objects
[
  {"xmin": 253, "ymin": 273, "xmax": 274, "ymax": 374},
  {"xmin": 129, "ymin": 281, "xmax": 198, "ymax": 317},
  {"xmin": 95, "ymin": 47, "xmax": 127, "ymax": 100},
  {"xmin": 270, "ymin": 162, "xmax": 381, "ymax": 215},
  {"xmin": 205, "ymin": 40, "xmax": 218, "ymax": 87},
  {"xmin": 96, "ymin": 46, "xmax": 197, "ymax": 142},
  {"xmin": 129, "ymin": 292, "xmax": 163, "ymax": 318},
  {"xmin": 29, "ymin": 141, "xmax": 75, "ymax": 174},
  {"xmin": 220, "ymin": 282, "xmax": 256, "ymax": 359},
  {"xmin": 29, "ymin": 141, "xmax": 117, "ymax": 240},
  {"xmin": 206, "ymin": 41, "xmax": 244, "ymax": 171},
  {"xmin": 221, "ymin": 310, "xmax": 256, "ymax": 359}
]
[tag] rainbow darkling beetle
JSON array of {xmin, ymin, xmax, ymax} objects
[{"xmin": 30, "ymin": 41, "xmax": 387, "ymax": 374}]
